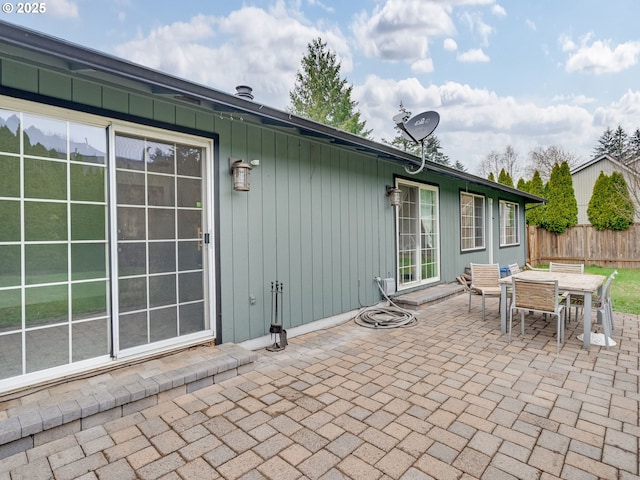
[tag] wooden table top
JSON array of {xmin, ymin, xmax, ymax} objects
[{"xmin": 499, "ymin": 270, "xmax": 606, "ymax": 293}]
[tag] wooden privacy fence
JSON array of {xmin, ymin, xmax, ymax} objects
[{"xmin": 528, "ymin": 223, "xmax": 640, "ymax": 269}]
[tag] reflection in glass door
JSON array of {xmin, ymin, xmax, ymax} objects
[
  {"xmin": 397, "ymin": 181, "xmax": 440, "ymax": 288},
  {"xmin": 114, "ymin": 133, "xmax": 209, "ymax": 353},
  {"xmin": 0, "ymin": 108, "xmax": 110, "ymax": 383}
]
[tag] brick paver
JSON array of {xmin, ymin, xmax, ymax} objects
[{"xmin": 0, "ymin": 294, "xmax": 638, "ymax": 479}]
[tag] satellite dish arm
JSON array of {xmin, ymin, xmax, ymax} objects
[{"xmin": 404, "ymin": 138, "xmax": 426, "ymax": 175}]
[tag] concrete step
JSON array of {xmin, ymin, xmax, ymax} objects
[{"xmin": 393, "ymin": 282, "xmax": 466, "ymax": 310}]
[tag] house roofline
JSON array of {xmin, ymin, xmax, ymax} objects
[
  {"xmin": 0, "ymin": 20, "xmax": 544, "ymax": 203},
  {"xmin": 571, "ymin": 153, "xmax": 639, "ymax": 177}
]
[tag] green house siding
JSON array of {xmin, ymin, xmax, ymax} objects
[
  {"xmin": 0, "ymin": 50, "xmax": 530, "ymax": 352},
  {"xmin": 216, "ymin": 120, "xmax": 398, "ymax": 343}
]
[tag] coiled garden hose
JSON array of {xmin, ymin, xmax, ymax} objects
[{"xmin": 354, "ymin": 279, "xmax": 418, "ymax": 329}]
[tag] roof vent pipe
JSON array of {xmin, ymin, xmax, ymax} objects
[{"xmin": 235, "ymin": 85, "xmax": 254, "ymax": 100}]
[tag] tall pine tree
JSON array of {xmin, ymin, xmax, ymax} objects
[{"xmin": 289, "ymin": 37, "xmax": 370, "ymax": 137}]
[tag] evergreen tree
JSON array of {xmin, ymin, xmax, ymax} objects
[
  {"xmin": 516, "ymin": 178, "xmax": 528, "ymax": 191},
  {"xmin": 497, "ymin": 168, "xmax": 514, "ymax": 187},
  {"xmin": 524, "ymin": 170, "xmax": 546, "ymax": 226},
  {"xmin": 540, "ymin": 162, "xmax": 578, "ymax": 233},
  {"xmin": 453, "ymin": 160, "xmax": 467, "ymax": 172},
  {"xmin": 593, "ymin": 127, "xmax": 615, "ymax": 158},
  {"xmin": 609, "ymin": 171, "xmax": 636, "ymax": 229},
  {"xmin": 488, "ymin": 172, "xmax": 495, "ymax": 181},
  {"xmin": 611, "ymin": 125, "xmax": 629, "ymax": 162},
  {"xmin": 628, "ymin": 128, "xmax": 640, "ymax": 162},
  {"xmin": 587, "ymin": 172, "xmax": 634, "ymax": 230},
  {"xmin": 289, "ymin": 37, "xmax": 370, "ymax": 137},
  {"xmin": 423, "ymin": 135, "xmax": 450, "ymax": 166},
  {"xmin": 587, "ymin": 172, "xmax": 610, "ymax": 230}
]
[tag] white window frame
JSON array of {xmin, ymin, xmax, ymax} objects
[
  {"xmin": 460, "ymin": 192, "xmax": 485, "ymax": 251},
  {"xmin": 109, "ymin": 123, "xmax": 216, "ymax": 359},
  {"xmin": 499, "ymin": 200, "xmax": 520, "ymax": 247},
  {"xmin": 396, "ymin": 179, "xmax": 440, "ymax": 290}
]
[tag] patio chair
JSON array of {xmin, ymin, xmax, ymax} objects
[
  {"xmin": 468, "ymin": 263, "xmax": 501, "ymax": 321},
  {"xmin": 505, "ymin": 263, "xmax": 521, "ymax": 308},
  {"xmin": 572, "ymin": 270, "xmax": 618, "ymax": 349},
  {"xmin": 549, "ymin": 262, "xmax": 585, "ymax": 321},
  {"xmin": 525, "ymin": 263, "xmax": 547, "ymax": 271},
  {"xmin": 549, "ymin": 262, "xmax": 584, "ymax": 274},
  {"xmin": 508, "ymin": 263, "xmax": 521, "ymax": 275},
  {"xmin": 508, "ymin": 277, "xmax": 565, "ymax": 353}
]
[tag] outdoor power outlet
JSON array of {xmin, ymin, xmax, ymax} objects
[{"xmin": 381, "ymin": 278, "xmax": 396, "ymax": 296}]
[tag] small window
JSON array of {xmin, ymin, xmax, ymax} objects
[
  {"xmin": 460, "ymin": 192, "xmax": 485, "ymax": 251},
  {"xmin": 499, "ymin": 200, "xmax": 519, "ymax": 246}
]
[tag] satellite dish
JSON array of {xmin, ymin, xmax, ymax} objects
[
  {"xmin": 392, "ymin": 112, "xmax": 407, "ymax": 124},
  {"xmin": 403, "ymin": 111, "xmax": 440, "ymax": 142},
  {"xmin": 392, "ymin": 109, "xmax": 440, "ymax": 175}
]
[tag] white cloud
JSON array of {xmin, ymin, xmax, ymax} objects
[
  {"xmin": 108, "ymin": 2, "xmax": 639, "ymax": 171},
  {"xmin": 457, "ymin": 48, "xmax": 490, "ymax": 62},
  {"xmin": 565, "ymin": 37, "xmax": 640, "ymax": 74},
  {"xmin": 492, "ymin": 4, "xmax": 506, "ymax": 16},
  {"xmin": 459, "ymin": 11, "xmax": 493, "ymax": 47},
  {"xmin": 411, "ymin": 58, "xmax": 434, "ymax": 73},
  {"xmin": 551, "ymin": 94, "xmax": 596, "ymax": 106},
  {"xmin": 593, "ymin": 90, "xmax": 640, "ymax": 129},
  {"xmin": 443, "ymin": 38, "xmax": 458, "ymax": 51},
  {"xmin": 560, "ymin": 34, "xmax": 577, "ymax": 52},
  {"xmin": 351, "ymin": 0, "xmax": 457, "ymax": 63},
  {"xmin": 114, "ymin": 3, "xmax": 349, "ymax": 108},
  {"xmin": 525, "ymin": 19, "xmax": 536, "ymax": 31},
  {"xmin": 46, "ymin": 0, "xmax": 79, "ymax": 18},
  {"xmin": 354, "ymin": 75, "xmax": 598, "ymax": 169},
  {"xmin": 306, "ymin": 0, "xmax": 335, "ymax": 14}
]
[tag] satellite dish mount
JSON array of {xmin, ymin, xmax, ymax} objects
[{"xmin": 393, "ymin": 110, "xmax": 440, "ymax": 174}]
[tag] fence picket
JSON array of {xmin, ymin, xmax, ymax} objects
[{"xmin": 527, "ymin": 224, "xmax": 640, "ymax": 268}]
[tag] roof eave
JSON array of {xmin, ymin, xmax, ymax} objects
[{"xmin": 0, "ymin": 20, "xmax": 544, "ymax": 204}]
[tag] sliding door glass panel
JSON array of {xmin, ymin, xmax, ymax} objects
[
  {"xmin": 0, "ymin": 333, "xmax": 21, "ymax": 380},
  {"xmin": 25, "ymin": 244, "xmax": 67, "ymax": 284},
  {"xmin": 0, "ymin": 110, "xmax": 109, "ymax": 383},
  {"xmin": 0, "ymin": 202, "xmax": 20, "ymax": 241},
  {"xmin": 115, "ymin": 133, "xmax": 207, "ymax": 353},
  {"xmin": 0, "ymin": 156, "xmax": 20, "ymax": 197}
]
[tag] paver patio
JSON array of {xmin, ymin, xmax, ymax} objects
[{"xmin": 0, "ymin": 293, "xmax": 638, "ymax": 479}]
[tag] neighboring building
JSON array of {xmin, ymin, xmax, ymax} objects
[
  {"xmin": 571, "ymin": 154, "xmax": 640, "ymax": 225},
  {"xmin": 0, "ymin": 22, "xmax": 543, "ymax": 392}
]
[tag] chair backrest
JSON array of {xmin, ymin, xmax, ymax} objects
[
  {"xmin": 508, "ymin": 263, "xmax": 521, "ymax": 275},
  {"xmin": 470, "ymin": 263, "xmax": 500, "ymax": 288},
  {"xmin": 602, "ymin": 270, "xmax": 619, "ymax": 303},
  {"xmin": 549, "ymin": 262, "xmax": 584, "ymax": 274},
  {"xmin": 512, "ymin": 277, "xmax": 560, "ymax": 313}
]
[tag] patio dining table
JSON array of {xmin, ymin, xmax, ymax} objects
[{"xmin": 499, "ymin": 269, "xmax": 607, "ymax": 349}]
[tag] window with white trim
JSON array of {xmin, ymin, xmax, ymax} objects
[
  {"xmin": 460, "ymin": 192, "xmax": 485, "ymax": 251},
  {"xmin": 396, "ymin": 181, "xmax": 440, "ymax": 289},
  {"xmin": 499, "ymin": 200, "xmax": 519, "ymax": 246}
]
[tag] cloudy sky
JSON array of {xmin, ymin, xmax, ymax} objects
[{"xmin": 5, "ymin": 0, "xmax": 640, "ymax": 173}]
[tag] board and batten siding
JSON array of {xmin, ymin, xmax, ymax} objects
[
  {"xmin": 219, "ymin": 119, "xmax": 398, "ymax": 343},
  {"xmin": 1, "ymin": 54, "xmax": 529, "ymax": 346}
]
